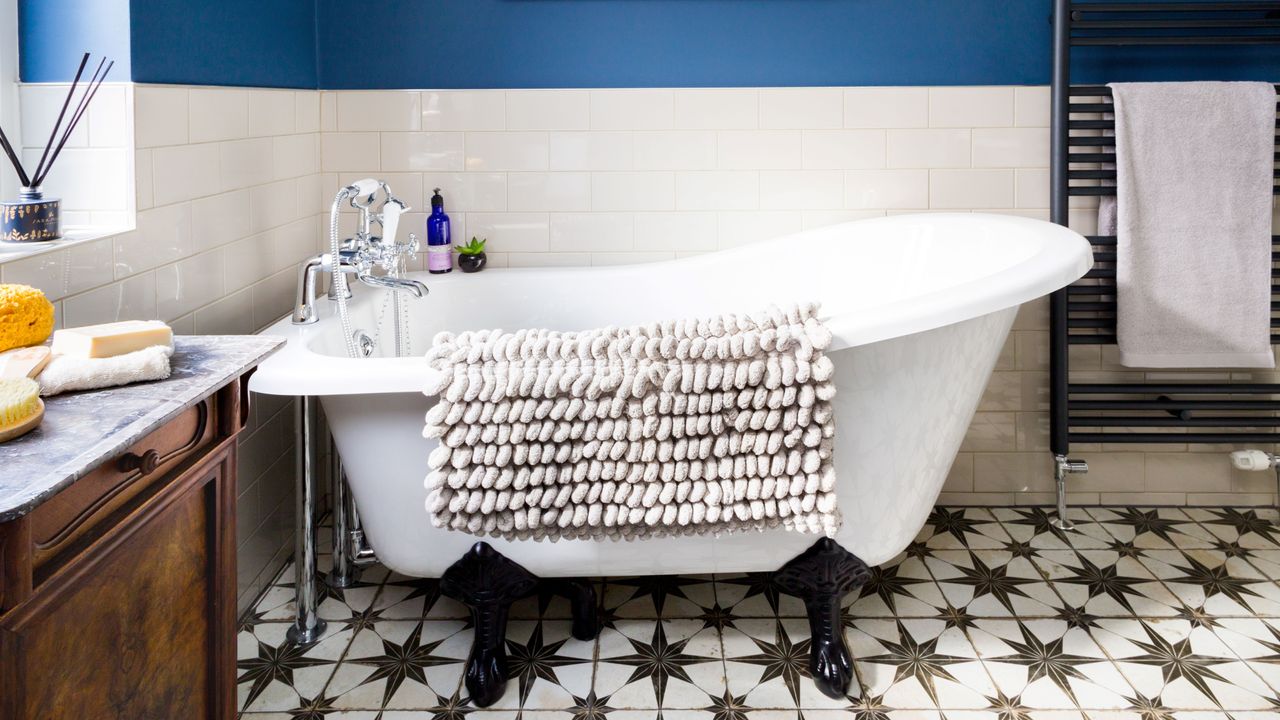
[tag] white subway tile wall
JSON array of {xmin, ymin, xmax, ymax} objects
[{"xmin": 2, "ymin": 84, "xmax": 1273, "ymax": 610}]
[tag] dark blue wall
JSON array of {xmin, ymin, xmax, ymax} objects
[
  {"xmin": 18, "ymin": 0, "xmax": 132, "ymax": 83},
  {"xmin": 316, "ymin": 0, "xmax": 1280, "ymax": 89},
  {"xmin": 20, "ymin": 0, "xmax": 317, "ymax": 88},
  {"xmin": 317, "ymin": 0, "xmax": 1051, "ymax": 89},
  {"xmin": 128, "ymin": 0, "xmax": 317, "ymax": 88},
  {"xmin": 20, "ymin": 0, "xmax": 1280, "ymax": 89}
]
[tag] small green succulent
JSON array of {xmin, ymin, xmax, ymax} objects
[{"xmin": 455, "ymin": 237, "xmax": 486, "ymax": 256}]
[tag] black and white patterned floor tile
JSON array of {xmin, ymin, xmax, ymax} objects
[{"xmin": 237, "ymin": 506, "xmax": 1280, "ymax": 719}]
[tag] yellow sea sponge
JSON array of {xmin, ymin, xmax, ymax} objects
[{"xmin": 0, "ymin": 284, "xmax": 55, "ymax": 353}]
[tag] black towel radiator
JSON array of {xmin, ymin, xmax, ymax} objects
[{"xmin": 1049, "ymin": 0, "xmax": 1280, "ymax": 529}]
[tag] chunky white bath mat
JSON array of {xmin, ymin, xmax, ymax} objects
[{"xmin": 423, "ymin": 302, "xmax": 838, "ymax": 541}]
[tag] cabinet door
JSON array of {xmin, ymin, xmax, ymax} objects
[{"xmin": 1, "ymin": 460, "xmax": 231, "ymax": 720}]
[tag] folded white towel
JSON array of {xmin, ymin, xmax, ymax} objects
[
  {"xmin": 1106, "ymin": 81, "xmax": 1277, "ymax": 368},
  {"xmin": 37, "ymin": 344, "xmax": 173, "ymax": 396}
]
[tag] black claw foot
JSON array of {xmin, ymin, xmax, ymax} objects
[
  {"xmin": 546, "ymin": 579, "xmax": 601, "ymax": 640},
  {"xmin": 439, "ymin": 542, "xmax": 539, "ymax": 707},
  {"xmin": 773, "ymin": 538, "xmax": 871, "ymax": 699}
]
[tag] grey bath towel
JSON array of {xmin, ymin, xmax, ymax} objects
[
  {"xmin": 422, "ymin": 304, "xmax": 838, "ymax": 541},
  {"xmin": 1099, "ymin": 81, "xmax": 1276, "ymax": 368}
]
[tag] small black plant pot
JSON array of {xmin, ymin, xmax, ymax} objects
[{"xmin": 458, "ymin": 252, "xmax": 487, "ymax": 273}]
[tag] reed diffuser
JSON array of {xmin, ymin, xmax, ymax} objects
[{"xmin": 1, "ymin": 53, "xmax": 113, "ymax": 243}]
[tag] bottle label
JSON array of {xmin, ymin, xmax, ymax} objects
[{"xmin": 427, "ymin": 244, "xmax": 452, "ymax": 272}]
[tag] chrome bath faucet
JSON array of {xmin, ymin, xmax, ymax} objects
[{"xmin": 293, "ymin": 179, "xmax": 428, "ymax": 325}]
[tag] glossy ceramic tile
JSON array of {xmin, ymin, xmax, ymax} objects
[
  {"xmin": 632, "ymin": 130, "xmax": 715, "ymax": 171},
  {"xmin": 759, "ymin": 88, "xmax": 843, "ymax": 130},
  {"xmin": 134, "ymin": 86, "xmax": 189, "ymax": 148},
  {"xmin": 673, "ymin": 89, "xmax": 759, "ymax": 130},
  {"xmin": 248, "ymin": 90, "xmax": 299, "ymax": 138},
  {"xmin": 189, "ymin": 88, "xmax": 249, "ymax": 143},
  {"xmin": 843, "ymin": 168, "xmax": 929, "ymax": 209},
  {"xmin": 336, "ymin": 91, "xmax": 421, "ymax": 132},
  {"xmin": 379, "ymin": 132, "xmax": 465, "ymax": 172},
  {"xmin": 421, "ymin": 90, "xmax": 507, "ymax": 131},
  {"xmin": 505, "ymin": 91, "xmax": 590, "ymax": 131},
  {"xmin": 590, "ymin": 90, "xmax": 675, "ymax": 131},
  {"xmin": 842, "ymin": 87, "xmax": 929, "ymax": 129},
  {"xmin": 927, "ymin": 87, "xmax": 1015, "ymax": 128}
]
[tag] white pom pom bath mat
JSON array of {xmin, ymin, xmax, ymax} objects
[{"xmin": 423, "ymin": 303, "xmax": 838, "ymax": 541}]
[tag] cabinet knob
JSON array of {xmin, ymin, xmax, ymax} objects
[{"xmin": 118, "ymin": 448, "xmax": 161, "ymax": 475}]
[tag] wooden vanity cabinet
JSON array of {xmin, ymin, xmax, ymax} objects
[{"xmin": 0, "ymin": 376, "xmax": 251, "ymax": 720}]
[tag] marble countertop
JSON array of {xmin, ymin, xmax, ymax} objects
[{"xmin": 0, "ymin": 335, "xmax": 284, "ymax": 522}]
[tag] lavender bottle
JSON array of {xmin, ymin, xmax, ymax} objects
[{"xmin": 426, "ymin": 188, "xmax": 452, "ymax": 274}]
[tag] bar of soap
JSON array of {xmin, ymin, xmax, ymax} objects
[{"xmin": 50, "ymin": 320, "xmax": 174, "ymax": 359}]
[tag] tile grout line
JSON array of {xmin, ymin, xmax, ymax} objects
[
  {"xmin": 1027, "ymin": 505, "xmax": 1280, "ymax": 709},
  {"xmin": 973, "ymin": 507, "xmax": 1093, "ymax": 711},
  {"xmin": 1183, "ymin": 505, "xmax": 1280, "ymax": 588},
  {"xmin": 706, "ymin": 572, "xmax": 733, "ymax": 710},
  {"xmin": 952, "ymin": 504, "xmax": 1070, "ymax": 712},
  {"xmin": 1167, "ymin": 506, "xmax": 1280, "ymax": 698},
  {"xmin": 996, "ymin": 505, "xmax": 1153, "ymax": 708},
  {"xmin": 910, "ymin": 506, "xmax": 1018, "ymax": 714},
  {"xmin": 314, "ymin": 567, "xmax": 395, "ymax": 703}
]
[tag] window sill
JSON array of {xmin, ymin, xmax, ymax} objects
[{"xmin": 0, "ymin": 224, "xmax": 132, "ymax": 265}]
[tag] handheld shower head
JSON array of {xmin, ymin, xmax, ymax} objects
[{"xmin": 345, "ymin": 178, "xmax": 381, "ymax": 207}]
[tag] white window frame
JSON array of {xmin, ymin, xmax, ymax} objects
[{"xmin": 0, "ymin": 0, "xmax": 20, "ymax": 201}]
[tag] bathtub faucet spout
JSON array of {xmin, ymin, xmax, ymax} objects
[{"xmin": 357, "ymin": 273, "xmax": 428, "ymax": 298}]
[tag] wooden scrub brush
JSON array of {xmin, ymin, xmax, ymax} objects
[{"xmin": 0, "ymin": 377, "xmax": 42, "ymax": 443}]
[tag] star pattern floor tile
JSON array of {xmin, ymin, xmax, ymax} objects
[{"xmin": 237, "ymin": 506, "xmax": 1280, "ymax": 719}]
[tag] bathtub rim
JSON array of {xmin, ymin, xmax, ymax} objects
[{"xmin": 250, "ymin": 212, "xmax": 1091, "ymax": 397}]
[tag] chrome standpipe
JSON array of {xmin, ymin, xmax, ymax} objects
[
  {"xmin": 1052, "ymin": 454, "xmax": 1088, "ymax": 531},
  {"xmin": 326, "ymin": 438, "xmax": 378, "ymax": 590},
  {"xmin": 287, "ymin": 396, "xmax": 328, "ymax": 645},
  {"xmin": 326, "ymin": 442, "xmax": 358, "ymax": 589}
]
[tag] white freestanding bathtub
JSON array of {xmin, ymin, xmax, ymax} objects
[{"xmin": 253, "ymin": 213, "xmax": 1091, "ymax": 579}]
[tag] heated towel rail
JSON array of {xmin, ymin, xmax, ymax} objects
[{"xmin": 1049, "ymin": 0, "xmax": 1280, "ymax": 528}]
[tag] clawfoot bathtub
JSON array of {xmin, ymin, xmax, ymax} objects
[{"xmin": 253, "ymin": 212, "xmax": 1092, "ymax": 702}]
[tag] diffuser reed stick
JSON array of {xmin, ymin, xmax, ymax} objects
[
  {"xmin": 34, "ymin": 57, "xmax": 113, "ymax": 187},
  {"xmin": 30, "ymin": 54, "xmax": 89, "ymax": 186},
  {"xmin": 0, "ymin": 52, "xmax": 113, "ymax": 191},
  {"xmin": 0, "ymin": 127, "xmax": 28, "ymax": 187}
]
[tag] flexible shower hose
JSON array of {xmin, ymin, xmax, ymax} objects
[{"xmin": 330, "ymin": 188, "xmax": 360, "ymax": 359}]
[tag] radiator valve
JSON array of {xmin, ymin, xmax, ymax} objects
[{"xmin": 1230, "ymin": 450, "xmax": 1280, "ymax": 472}]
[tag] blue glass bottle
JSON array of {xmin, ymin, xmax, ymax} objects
[{"xmin": 426, "ymin": 188, "xmax": 452, "ymax": 274}]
